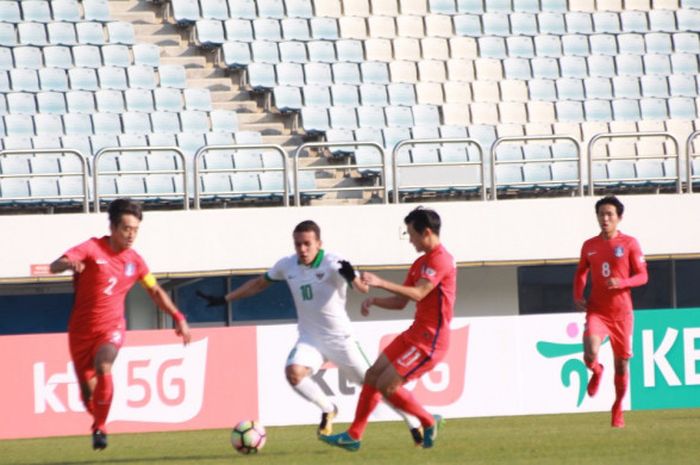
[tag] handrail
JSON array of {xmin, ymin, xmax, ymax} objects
[
  {"xmin": 686, "ymin": 130, "xmax": 700, "ymax": 193},
  {"xmin": 491, "ymin": 135, "xmax": 582, "ymax": 200},
  {"xmin": 193, "ymin": 144, "xmax": 289, "ymax": 209},
  {"xmin": 391, "ymin": 138, "xmax": 485, "ymax": 203},
  {"xmin": 292, "ymin": 141, "xmax": 388, "ymax": 206},
  {"xmin": 587, "ymin": 132, "xmax": 681, "ymax": 196},
  {"xmin": 0, "ymin": 148, "xmax": 90, "ymax": 213},
  {"xmin": 94, "ymin": 146, "xmax": 188, "ymax": 212}
]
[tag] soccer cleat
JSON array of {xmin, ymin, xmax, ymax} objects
[
  {"xmin": 611, "ymin": 402, "xmax": 625, "ymax": 428},
  {"xmin": 587, "ymin": 364, "xmax": 604, "ymax": 397},
  {"xmin": 410, "ymin": 427, "xmax": 423, "ymax": 446},
  {"xmin": 92, "ymin": 429, "xmax": 108, "ymax": 450},
  {"xmin": 422, "ymin": 415, "xmax": 445, "ymax": 449},
  {"xmin": 318, "ymin": 404, "xmax": 338, "ymax": 436},
  {"xmin": 319, "ymin": 431, "xmax": 361, "ymax": 452}
]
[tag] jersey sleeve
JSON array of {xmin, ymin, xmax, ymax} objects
[
  {"xmin": 420, "ymin": 253, "xmax": 451, "ymax": 286},
  {"xmin": 136, "ymin": 254, "xmax": 156, "ymax": 289},
  {"xmin": 620, "ymin": 238, "xmax": 648, "ymax": 288},
  {"xmin": 265, "ymin": 257, "xmax": 287, "ymax": 282},
  {"xmin": 573, "ymin": 242, "xmax": 590, "ymax": 301},
  {"xmin": 62, "ymin": 238, "xmax": 94, "ymax": 263}
]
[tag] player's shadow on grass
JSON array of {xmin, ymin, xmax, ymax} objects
[{"xmin": 12, "ymin": 454, "xmax": 233, "ymax": 465}]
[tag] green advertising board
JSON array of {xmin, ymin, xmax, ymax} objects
[{"xmin": 631, "ymin": 308, "xmax": 700, "ymax": 410}]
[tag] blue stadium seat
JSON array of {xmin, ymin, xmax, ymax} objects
[
  {"xmin": 668, "ymin": 75, "xmax": 698, "ymax": 97},
  {"xmin": 39, "ymin": 67, "xmax": 69, "ymax": 92},
  {"xmin": 279, "ymin": 41, "xmax": 307, "ymax": 63},
  {"xmin": 150, "ymin": 111, "xmax": 181, "ymax": 134},
  {"xmin": 0, "ymin": 22, "xmax": 16, "ymax": 47},
  {"xmin": 201, "ymin": 0, "xmax": 229, "ymax": 20},
  {"xmin": 47, "ymin": 22, "xmax": 76, "ymax": 45},
  {"xmin": 668, "ymin": 97, "xmax": 697, "ymax": 120},
  {"xmin": 103, "ymin": 44, "xmax": 132, "ymax": 68},
  {"xmin": 671, "ymin": 53, "xmax": 699, "ymax": 75},
  {"xmin": 170, "ymin": 0, "xmax": 200, "ymax": 26},
  {"xmin": 332, "ymin": 62, "xmax": 361, "ymax": 85},
  {"xmin": 621, "ymin": 11, "xmax": 648, "ymax": 33},
  {"xmin": 68, "ymin": 67, "xmax": 99, "ymax": 91},
  {"xmin": 482, "ymin": 13, "xmax": 510, "ymax": 36},
  {"xmin": 9, "ymin": 69, "xmax": 40, "ymax": 92},
  {"xmin": 302, "ymin": 85, "xmax": 331, "ymax": 106},
  {"xmin": 359, "ymin": 83, "xmax": 388, "ymax": 106},
  {"xmin": 228, "ymin": 0, "xmax": 256, "ymax": 19},
  {"xmin": 52, "ymin": 0, "xmax": 81, "ymax": 22},
  {"xmin": 528, "ymin": 79, "xmax": 557, "ymax": 101},
  {"xmin": 593, "ymin": 12, "xmax": 620, "ymax": 33},
  {"xmin": 247, "ymin": 62, "xmax": 276, "ymax": 90},
  {"xmin": 309, "ymin": 17, "xmax": 339, "ymax": 40},
  {"xmin": 180, "ymin": 110, "xmax": 209, "ymax": 133},
  {"xmin": 154, "ymin": 88, "xmax": 183, "ymax": 112},
  {"xmin": 98, "ymin": 66, "xmax": 128, "ymax": 90},
  {"xmin": 335, "ymin": 39, "xmax": 364, "ymax": 63},
  {"xmin": 282, "ymin": 18, "xmax": 311, "ymax": 41},
  {"xmin": 95, "ymin": 89, "xmax": 125, "ymax": 113},
  {"xmin": 674, "ymin": 33, "xmax": 700, "ymax": 54},
  {"xmin": 73, "ymin": 45, "xmax": 102, "ymax": 68},
  {"xmin": 644, "ymin": 54, "xmax": 671, "ymax": 76},
  {"xmin": 42, "ymin": 46, "xmax": 72, "ymax": 70},
  {"xmin": 122, "ymin": 111, "xmax": 151, "ymax": 134},
  {"xmin": 7, "ymin": 92, "xmax": 38, "ymax": 114},
  {"xmin": 556, "ymin": 78, "xmax": 584, "ymax": 100},
  {"xmin": 18, "ymin": 22, "xmax": 48, "ymax": 46},
  {"xmin": 76, "ymin": 21, "xmax": 105, "ymax": 45},
  {"xmin": 128, "ymin": 65, "xmax": 157, "ymax": 89},
  {"xmin": 454, "ymin": 14, "xmax": 481, "ymax": 37},
  {"xmin": 538, "ymin": 13, "xmax": 566, "ymax": 35},
  {"xmin": 276, "ymin": 62, "xmax": 304, "ymax": 87},
  {"xmin": 63, "ymin": 113, "xmax": 93, "ymax": 135},
  {"xmin": 562, "ymin": 34, "xmax": 589, "ymax": 57},
  {"xmin": 329, "ymin": 106, "xmax": 358, "ymax": 130},
  {"xmin": 360, "ymin": 61, "xmax": 390, "ymax": 84},
  {"xmin": 13, "ymin": 45, "xmax": 43, "ymax": 69},
  {"xmin": 331, "ymin": 84, "xmax": 360, "ymax": 107},
  {"xmin": 132, "ymin": 43, "xmax": 159, "ymax": 67},
  {"xmin": 510, "ymin": 13, "xmax": 537, "ymax": 36},
  {"xmin": 286, "ymin": 0, "xmax": 314, "ymax": 18},
  {"xmin": 107, "ymin": 22, "xmax": 135, "ymax": 45},
  {"xmin": 304, "ymin": 62, "xmax": 333, "ymax": 86},
  {"xmin": 356, "ymin": 105, "xmax": 385, "ymax": 128},
  {"xmin": 507, "ymin": 36, "xmax": 535, "ymax": 58},
  {"xmin": 387, "ymin": 83, "xmax": 416, "ymax": 106},
  {"xmin": 83, "ymin": 0, "xmax": 111, "ymax": 22},
  {"xmin": 253, "ymin": 18, "xmax": 282, "ymax": 41},
  {"xmin": 221, "ymin": 41, "xmax": 251, "ymax": 69},
  {"xmin": 251, "ymin": 40, "xmax": 279, "ymax": 64},
  {"xmin": 183, "ymin": 88, "xmax": 212, "ymax": 111},
  {"xmin": 0, "ymin": 1, "xmax": 21, "ymax": 23},
  {"xmin": 300, "ymin": 107, "xmax": 330, "ymax": 135},
  {"xmin": 225, "ymin": 19, "xmax": 254, "ymax": 42},
  {"xmin": 31, "ymin": 178, "xmax": 61, "ymax": 203},
  {"xmin": 36, "ymin": 91, "xmax": 66, "ymax": 114},
  {"xmin": 196, "ymin": 20, "xmax": 226, "ymax": 47},
  {"xmin": 589, "ymin": 34, "xmax": 617, "ymax": 56},
  {"xmin": 258, "ymin": 0, "xmax": 286, "ymax": 19},
  {"xmin": 124, "ymin": 88, "xmax": 154, "ymax": 112},
  {"xmin": 5, "ymin": 114, "xmax": 35, "ymax": 137}
]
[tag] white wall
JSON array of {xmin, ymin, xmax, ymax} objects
[{"xmin": 3, "ymin": 194, "xmax": 700, "ymax": 280}]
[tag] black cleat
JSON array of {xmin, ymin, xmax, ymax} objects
[
  {"xmin": 92, "ymin": 429, "xmax": 108, "ymax": 450},
  {"xmin": 410, "ymin": 427, "xmax": 423, "ymax": 446}
]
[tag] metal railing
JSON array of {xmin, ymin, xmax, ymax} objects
[
  {"xmin": 491, "ymin": 136, "xmax": 583, "ymax": 200},
  {"xmin": 193, "ymin": 144, "xmax": 289, "ymax": 209},
  {"xmin": 0, "ymin": 148, "xmax": 90, "ymax": 213},
  {"xmin": 94, "ymin": 146, "xmax": 188, "ymax": 212},
  {"xmin": 392, "ymin": 138, "xmax": 486, "ymax": 203},
  {"xmin": 587, "ymin": 132, "xmax": 681, "ymax": 196},
  {"xmin": 687, "ymin": 130, "xmax": 700, "ymax": 193},
  {"xmin": 293, "ymin": 141, "xmax": 389, "ymax": 206}
]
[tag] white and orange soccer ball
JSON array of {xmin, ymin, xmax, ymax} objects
[{"xmin": 230, "ymin": 420, "xmax": 267, "ymax": 454}]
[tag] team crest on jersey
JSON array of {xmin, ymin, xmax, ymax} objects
[
  {"xmin": 316, "ymin": 272, "xmax": 325, "ymax": 280},
  {"xmin": 614, "ymin": 246, "xmax": 624, "ymax": 258},
  {"xmin": 124, "ymin": 262, "xmax": 136, "ymax": 276},
  {"xmin": 423, "ymin": 266, "xmax": 436, "ymax": 277}
]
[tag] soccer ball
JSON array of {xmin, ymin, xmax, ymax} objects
[{"xmin": 230, "ymin": 420, "xmax": 267, "ymax": 454}]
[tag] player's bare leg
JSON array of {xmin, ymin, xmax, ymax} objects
[
  {"xmin": 611, "ymin": 357, "xmax": 629, "ymax": 428},
  {"xmin": 92, "ymin": 343, "xmax": 118, "ymax": 450},
  {"xmin": 583, "ymin": 334, "xmax": 604, "ymax": 397},
  {"xmin": 285, "ymin": 365, "xmax": 337, "ymax": 436}
]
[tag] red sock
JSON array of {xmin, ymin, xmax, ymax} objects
[
  {"xmin": 585, "ymin": 358, "xmax": 602, "ymax": 375},
  {"xmin": 347, "ymin": 384, "xmax": 382, "ymax": 440},
  {"xmin": 387, "ymin": 387, "xmax": 434, "ymax": 428},
  {"xmin": 614, "ymin": 373, "xmax": 628, "ymax": 403},
  {"xmin": 93, "ymin": 373, "xmax": 113, "ymax": 432}
]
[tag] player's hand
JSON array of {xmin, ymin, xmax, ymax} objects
[
  {"xmin": 606, "ymin": 278, "xmax": 622, "ymax": 289},
  {"xmin": 574, "ymin": 299, "xmax": 587, "ymax": 312},
  {"xmin": 360, "ymin": 271, "xmax": 382, "ymax": 287},
  {"xmin": 196, "ymin": 290, "xmax": 227, "ymax": 307},
  {"xmin": 175, "ymin": 319, "xmax": 191, "ymax": 345},
  {"xmin": 338, "ymin": 260, "xmax": 356, "ymax": 284},
  {"xmin": 361, "ymin": 297, "xmax": 374, "ymax": 317},
  {"xmin": 70, "ymin": 261, "xmax": 85, "ymax": 273}
]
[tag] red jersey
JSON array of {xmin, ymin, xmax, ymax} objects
[
  {"xmin": 573, "ymin": 231, "xmax": 647, "ymax": 318},
  {"xmin": 402, "ymin": 244, "xmax": 456, "ymax": 353},
  {"xmin": 63, "ymin": 236, "xmax": 151, "ymax": 334}
]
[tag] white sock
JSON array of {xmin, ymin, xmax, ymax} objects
[
  {"xmin": 387, "ymin": 402, "xmax": 421, "ymax": 429},
  {"xmin": 292, "ymin": 376, "xmax": 335, "ymax": 413}
]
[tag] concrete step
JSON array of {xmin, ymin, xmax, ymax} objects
[
  {"xmin": 136, "ymin": 34, "xmax": 182, "ymax": 47},
  {"xmin": 111, "ymin": 11, "xmax": 158, "ymax": 24},
  {"xmin": 212, "ymin": 100, "xmax": 260, "ymax": 112},
  {"xmin": 210, "ymin": 91, "xmax": 253, "ymax": 103},
  {"xmin": 187, "ymin": 78, "xmax": 235, "ymax": 92},
  {"xmin": 109, "ymin": 0, "xmax": 157, "ymax": 13},
  {"xmin": 185, "ymin": 67, "xmax": 227, "ymax": 79},
  {"xmin": 240, "ymin": 122, "xmax": 287, "ymax": 135},
  {"xmin": 237, "ymin": 112, "xmax": 289, "ymax": 124},
  {"xmin": 133, "ymin": 23, "xmax": 182, "ymax": 36},
  {"xmin": 160, "ymin": 46, "xmax": 205, "ymax": 57},
  {"xmin": 159, "ymin": 55, "xmax": 208, "ymax": 68}
]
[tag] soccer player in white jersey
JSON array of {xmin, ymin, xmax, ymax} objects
[{"xmin": 197, "ymin": 220, "xmax": 423, "ymax": 443}]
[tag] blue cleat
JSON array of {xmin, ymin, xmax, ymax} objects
[
  {"xmin": 422, "ymin": 415, "xmax": 444, "ymax": 449},
  {"xmin": 319, "ymin": 431, "xmax": 361, "ymax": 452}
]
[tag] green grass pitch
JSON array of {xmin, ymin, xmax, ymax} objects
[{"xmin": 2, "ymin": 409, "xmax": 699, "ymax": 465}]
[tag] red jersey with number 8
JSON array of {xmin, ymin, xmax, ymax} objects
[
  {"xmin": 63, "ymin": 236, "xmax": 149, "ymax": 334},
  {"xmin": 574, "ymin": 232, "xmax": 647, "ymax": 318}
]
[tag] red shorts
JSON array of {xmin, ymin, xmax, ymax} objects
[
  {"xmin": 383, "ymin": 332, "xmax": 446, "ymax": 381},
  {"xmin": 584, "ymin": 312, "xmax": 633, "ymax": 359},
  {"xmin": 69, "ymin": 328, "xmax": 125, "ymax": 385}
]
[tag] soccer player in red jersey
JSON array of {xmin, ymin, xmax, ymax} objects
[
  {"xmin": 573, "ymin": 195, "xmax": 647, "ymax": 428},
  {"xmin": 50, "ymin": 198, "xmax": 191, "ymax": 450},
  {"xmin": 320, "ymin": 207, "xmax": 456, "ymax": 451}
]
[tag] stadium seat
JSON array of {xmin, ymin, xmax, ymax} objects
[
  {"xmin": 221, "ymin": 41, "xmax": 251, "ymax": 69},
  {"xmin": 95, "ymin": 89, "xmax": 125, "ymax": 113},
  {"xmin": 282, "ymin": 18, "xmax": 311, "ymax": 41},
  {"xmin": 253, "ymin": 18, "xmax": 282, "ymax": 41},
  {"xmin": 538, "ymin": 13, "xmax": 566, "ymax": 35},
  {"xmin": 332, "ymin": 63, "xmax": 361, "ymax": 86},
  {"xmin": 125, "ymin": 88, "xmax": 155, "ymax": 112},
  {"xmin": 103, "ymin": 44, "xmax": 132, "ymax": 68},
  {"xmin": 201, "ymin": 0, "xmax": 229, "ymax": 20},
  {"xmin": 107, "ymin": 22, "xmax": 135, "ymax": 45},
  {"xmin": 97, "ymin": 66, "xmax": 128, "ymax": 90},
  {"xmin": 53, "ymin": 0, "xmax": 81, "ymax": 22},
  {"xmin": 170, "ymin": 0, "xmax": 200, "ymax": 26},
  {"xmin": 76, "ymin": 21, "xmax": 105, "ymax": 45},
  {"xmin": 154, "ymin": 88, "xmax": 183, "ymax": 112},
  {"xmin": 180, "ymin": 110, "xmax": 210, "ymax": 133},
  {"xmin": 150, "ymin": 111, "xmax": 181, "ymax": 134},
  {"xmin": 273, "ymin": 86, "xmax": 303, "ymax": 112},
  {"xmin": 286, "ymin": 0, "xmax": 314, "ymax": 18},
  {"xmin": 331, "ymin": 84, "xmax": 360, "ymax": 107},
  {"xmin": 328, "ymin": 106, "xmax": 358, "ymax": 130},
  {"xmin": 279, "ymin": 41, "xmax": 307, "ymax": 63},
  {"xmin": 356, "ymin": 106, "xmax": 386, "ymax": 128},
  {"xmin": 196, "ymin": 20, "xmax": 226, "ymax": 47},
  {"xmin": 224, "ymin": 19, "xmax": 254, "ymax": 42},
  {"xmin": 511, "ymin": 13, "xmax": 538, "ymax": 36},
  {"xmin": 127, "ymin": 65, "xmax": 157, "ymax": 89},
  {"xmin": 276, "ymin": 63, "xmax": 304, "ymax": 87},
  {"xmin": 483, "ymin": 13, "xmax": 510, "ymax": 36},
  {"xmin": 300, "ymin": 107, "xmax": 330, "ymax": 135},
  {"xmin": 131, "ymin": 43, "xmax": 160, "ymax": 67}
]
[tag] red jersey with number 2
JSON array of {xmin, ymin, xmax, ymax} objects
[
  {"xmin": 574, "ymin": 232, "xmax": 647, "ymax": 318},
  {"xmin": 63, "ymin": 236, "xmax": 149, "ymax": 334},
  {"xmin": 402, "ymin": 244, "xmax": 456, "ymax": 353}
]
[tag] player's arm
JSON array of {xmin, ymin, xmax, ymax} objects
[
  {"xmin": 361, "ymin": 271, "xmax": 435, "ymax": 302},
  {"xmin": 143, "ymin": 276, "xmax": 191, "ymax": 345},
  {"xmin": 573, "ymin": 245, "xmax": 589, "ymax": 311},
  {"xmin": 197, "ymin": 274, "xmax": 271, "ymax": 307},
  {"xmin": 49, "ymin": 255, "xmax": 85, "ymax": 273}
]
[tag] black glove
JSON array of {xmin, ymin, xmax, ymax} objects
[
  {"xmin": 196, "ymin": 290, "xmax": 227, "ymax": 307},
  {"xmin": 338, "ymin": 260, "xmax": 356, "ymax": 285}
]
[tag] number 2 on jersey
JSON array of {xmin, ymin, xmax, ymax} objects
[
  {"xmin": 601, "ymin": 262, "xmax": 611, "ymax": 278},
  {"xmin": 104, "ymin": 277, "xmax": 118, "ymax": 295},
  {"xmin": 300, "ymin": 284, "xmax": 313, "ymax": 301}
]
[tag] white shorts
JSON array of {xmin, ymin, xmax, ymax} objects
[{"xmin": 285, "ymin": 335, "xmax": 369, "ymax": 385}]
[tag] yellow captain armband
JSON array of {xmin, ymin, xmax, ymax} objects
[{"xmin": 140, "ymin": 272, "xmax": 157, "ymax": 289}]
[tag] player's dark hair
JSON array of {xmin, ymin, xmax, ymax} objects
[
  {"xmin": 293, "ymin": 220, "xmax": 321, "ymax": 240},
  {"xmin": 595, "ymin": 195, "xmax": 624, "ymax": 217},
  {"xmin": 108, "ymin": 198, "xmax": 143, "ymax": 227},
  {"xmin": 404, "ymin": 207, "xmax": 441, "ymax": 236}
]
